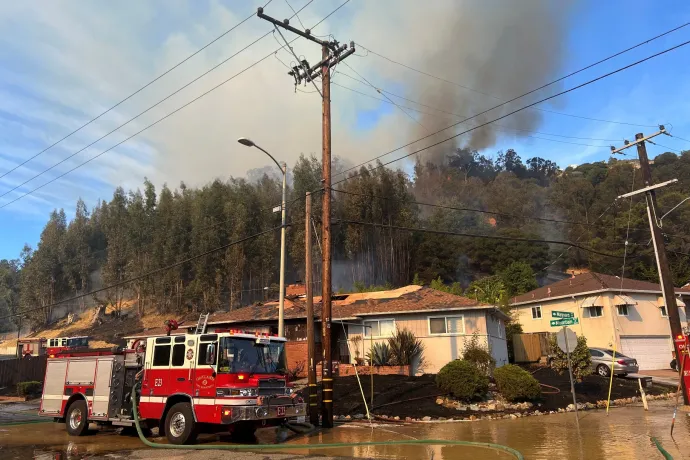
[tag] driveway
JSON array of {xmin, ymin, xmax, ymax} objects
[{"xmin": 628, "ymin": 369, "xmax": 679, "ymax": 387}]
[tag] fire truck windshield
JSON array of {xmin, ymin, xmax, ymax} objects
[{"xmin": 217, "ymin": 337, "xmax": 287, "ymax": 375}]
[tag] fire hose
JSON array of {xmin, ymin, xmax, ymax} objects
[{"xmin": 130, "ymin": 383, "xmax": 524, "ymax": 458}]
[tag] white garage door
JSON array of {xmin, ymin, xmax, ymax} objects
[{"xmin": 620, "ymin": 336, "xmax": 673, "ymax": 370}]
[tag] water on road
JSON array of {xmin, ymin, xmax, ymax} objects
[{"xmin": 1, "ymin": 402, "xmax": 689, "ymax": 459}]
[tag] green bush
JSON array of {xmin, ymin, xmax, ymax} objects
[
  {"xmin": 17, "ymin": 381, "xmax": 42, "ymax": 397},
  {"xmin": 549, "ymin": 334, "xmax": 592, "ymax": 382},
  {"xmin": 435, "ymin": 360, "xmax": 489, "ymax": 401},
  {"xmin": 462, "ymin": 333, "xmax": 496, "ymax": 375},
  {"xmin": 388, "ymin": 328, "xmax": 424, "ymax": 367},
  {"xmin": 493, "ymin": 364, "xmax": 541, "ymax": 402},
  {"xmin": 366, "ymin": 342, "xmax": 392, "ymax": 366}
]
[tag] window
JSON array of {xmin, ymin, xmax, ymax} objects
[
  {"xmin": 428, "ymin": 315, "xmax": 465, "ymax": 335},
  {"xmin": 497, "ymin": 320, "xmax": 504, "ymax": 339},
  {"xmin": 197, "ymin": 341, "xmax": 218, "ymax": 365},
  {"xmin": 531, "ymin": 306, "xmax": 542, "ymax": 319},
  {"xmin": 616, "ymin": 305, "xmax": 629, "ymax": 316},
  {"xmin": 585, "ymin": 306, "xmax": 603, "ymax": 318},
  {"xmin": 152, "ymin": 345, "xmax": 171, "ymax": 367},
  {"xmin": 589, "ymin": 349, "xmax": 604, "ymax": 358},
  {"xmin": 171, "ymin": 344, "xmax": 185, "ymax": 367},
  {"xmin": 660, "ymin": 306, "xmax": 668, "ymax": 317},
  {"xmin": 363, "ymin": 319, "xmax": 395, "ymax": 337}
]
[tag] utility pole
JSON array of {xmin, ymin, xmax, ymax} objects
[
  {"xmin": 305, "ymin": 192, "xmax": 318, "ymax": 425},
  {"xmin": 278, "ymin": 161, "xmax": 287, "ymax": 338},
  {"xmin": 257, "ymin": 7, "xmax": 355, "ymax": 428},
  {"xmin": 612, "ymin": 126, "xmax": 688, "ymax": 404}
]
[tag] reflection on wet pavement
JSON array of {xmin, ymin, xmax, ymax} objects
[{"xmin": 1, "ymin": 402, "xmax": 689, "ymax": 459}]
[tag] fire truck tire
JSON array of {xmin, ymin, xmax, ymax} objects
[
  {"xmin": 164, "ymin": 402, "xmax": 198, "ymax": 445},
  {"xmin": 65, "ymin": 400, "xmax": 89, "ymax": 436}
]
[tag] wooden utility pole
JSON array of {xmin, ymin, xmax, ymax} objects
[
  {"xmin": 319, "ymin": 42, "xmax": 335, "ymax": 428},
  {"xmin": 612, "ymin": 127, "xmax": 688, "ymax": 404},
  {"xmin": 257, "ymin": 7, "xmax": 355, "ymax": 428},
  {"xmin": 305, "ymin": 192, "xmax": 318, "ymax": 425}
]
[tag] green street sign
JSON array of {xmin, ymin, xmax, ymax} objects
[
  {"xmin": 550, "ymin": 317, "xmax": 579, "ymax": 327},
  {"xmin": 552, "ymin": 311, "xmax": 574, "ymax": 319}
]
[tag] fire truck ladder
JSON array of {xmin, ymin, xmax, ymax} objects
[{"xmin": 195, "ymin": 313, "xmax": 209, "ymax": 334}]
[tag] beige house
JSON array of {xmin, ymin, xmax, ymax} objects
[
  {"xmin": 512, "ymin": 272, "xmax": 689, "ymax": 370},
  {"xmin": 150, "ymin": 285, "xmax": 509, "ymax": 374}
]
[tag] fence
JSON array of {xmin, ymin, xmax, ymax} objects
[
  {"xmin": 0, "ymin": 356, "xmax": 47, "ymax": 388},
  {"xmin": 512, "ymin": 332, "xmax": 552, "ymax": 363}
]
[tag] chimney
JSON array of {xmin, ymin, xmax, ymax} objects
[{"xmin": 286, "ymin": 284, "xmax": 306, "ymax": 297}]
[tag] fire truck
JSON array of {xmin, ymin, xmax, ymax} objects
[
  {"xmin": 38, "ymin": 328, "xmax": 305, "ymax": 444},
  {"xmin": 18, "ymin": 336, "xmax": 90, "ymax": 357}
]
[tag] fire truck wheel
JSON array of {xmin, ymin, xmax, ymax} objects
[
  {"xmin": 65, "ymin": 400, "xmax": 89, "ymax": 436},
  {"xmin": 164, "ymin": 402, "xmax": 198, "ymax": 445}
]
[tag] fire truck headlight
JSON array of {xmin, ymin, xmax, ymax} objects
[
  {"xmin": 286, "ymin": 387, "xmax": 294, "ymax": 395},
  {"xmin": 239, "ymin": 388, "xmax": 258, "ymax": 397},
  {"xmin": 255, "ymin": 406, "xmax": 269, "ymax": 418}
]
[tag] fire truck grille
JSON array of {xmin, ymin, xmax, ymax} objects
[{"xmin": 258, "ymin": 378, "xmax": 286, "ymax": 395}]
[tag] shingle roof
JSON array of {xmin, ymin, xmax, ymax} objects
[
  {"xmin": 207, "ymin": 285, "xmax": 502, "ymax": 324},
  {"xmin": 511, "ymin": 272, "xmax": 688, "ymax": 305}
]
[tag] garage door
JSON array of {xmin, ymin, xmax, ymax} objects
[{"xmin": 620, "ymin": 336, "xmax": 673, "ymax": 370}]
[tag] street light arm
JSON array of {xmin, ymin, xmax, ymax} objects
[
  {"xmin": 659, "ymin": 196, "xmax": 690, "ymax": 228},
  {"xmin": 252, "ymin": 144, "xmax": 284, "ymax": 172}
]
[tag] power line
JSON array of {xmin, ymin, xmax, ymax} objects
[
  {"xmin": 333, "ymin": 219, "xmax": 626, "ymax": 260},
  {"xmin": 341, "ymin": 61, "xmax": 424, "ymax": 129},
  {"xmin": 0, "ymin": 1, "xmax": 350, "ymax": 210},
  {"xmin": 330, "ymin": 187, "xmax": 652, "ymax": 231},
  {"xmin": 335, "ymin": 72, "xmax": 623, "ymax": 143},
  {"xmin": 330, "ymin": 81, "xmax": 614, "ymax": 150},
  {"xmin": 332, "ymin": 38, "xmax": 690, "ymax": 186},
  {"xmin": 355, "ymin": 21, "xmax": 690, "ymax": 129},
  {"xmin": 0, "ymin": 1, "xmax": 274, "ymax": 182},
  {"xmin": 4, "ymin": 225, "xmax": 287, "ymax": 321}
]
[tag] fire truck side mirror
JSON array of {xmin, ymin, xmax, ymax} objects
[{"xmin": 205, "ymin": 343, "xmax": 216, "ymax": 365}]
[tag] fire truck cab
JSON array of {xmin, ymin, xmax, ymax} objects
[
  {"xmin": 46, "ymin": 336, "xmax": 90, "ymax": 355},
  {"xmin": 39, "ymin": 330, "xmax": 305, "ymax": 444}
]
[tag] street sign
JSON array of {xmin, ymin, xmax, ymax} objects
[
  {"xmin": 552, "ymin": 311, "xmax": 574, "ymax": 319},
  {"xmin": 556, "ymin": 327, "xmax": 578, "ymax": 354},
  {"xmin": 272, "ymin": 205, "xmax": 282, "ymax": 213},
  {"xmin": 550, "ymin": 317, "xmax": 579, "ymax": 327}
]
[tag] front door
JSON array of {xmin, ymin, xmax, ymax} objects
[{"xmin": 193, "ymin": 335, "xmax": 218, "ymax": 423}]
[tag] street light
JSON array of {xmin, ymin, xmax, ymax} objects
[{"xmin": 237, "ymin": 137, "xmax": 287, "ymax": 338}]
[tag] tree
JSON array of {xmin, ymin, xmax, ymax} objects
[
  {"xmin": 467, "ymin": 276, "xmax": 506, "ymax": 305},
  {"xmin": 549, "ymin": 334, "xmax": 592, "ymax": 382},
  {"xmin": 499, "ymin": 261, "xmax": 538, "ymax": 298},
  {"xmin": 0, "ymin": 259, "xmax": 21, "ymax": 332}
]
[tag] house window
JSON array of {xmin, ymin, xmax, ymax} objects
[
  {"xmin": 531, "ymin": 306, "xmax": 542, "ymax": 319},
  {"xmin": 660, "ymin": 306, "xmax": 668, "ymax": 317},
  {"xmin": 585, "ymin": 306, "xmax": 603, "ymax": 318},
  {"xmin": 428, "ymin": 315, "xmax": 465, "ymax": 335},
  {"xmin": 363, "ymin": 319, "xmax": 395, "ymax": 337},
  {"xmin": 616, "ymin": 305, "xmax": 629, "ymax": 316}
]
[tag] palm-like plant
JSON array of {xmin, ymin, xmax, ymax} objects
[
  {"xmin": 388, "ymin": 328, "xmax": 424, "ymax": 372},
  {"xmin": 366, "ymin": 342, "xmax": 392, "ymax": 366}
]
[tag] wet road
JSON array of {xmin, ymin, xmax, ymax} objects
[{"xmin": 1, "ymin": 402, "xmax": 689, "ymax": 459}]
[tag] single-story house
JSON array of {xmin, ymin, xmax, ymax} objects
[
  {"xmin": 511, "ymin": 271, "xmax": 690, "ymax": 370},
  {"xmin": 127, "ymin": 285, "xmax": 509, "ymax": 374}
]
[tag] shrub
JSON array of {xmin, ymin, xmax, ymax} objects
[
  {"xmin": 287, "ymin": 361, "xmax": 305, "ymax": 381},
  {"xmin": 388, "ymin": 328, "xmax": 424, "ymax": 367},
  {"xmin": 17, "ymin": 381, "xmax": 42, "ymax": 397},
  {"xmin": 462, "ymin": 333, "xmax": 496, "ymax": 375},
  {"xmin": 435, "ymin": 360, "xmax": 489, "ymax": 401},
  {"xmin": 494, "ymin": 364, "xmax": 541, "ymax": 402},
  {"xmin": 549, "ymin": 334, "xmax": 592, "ymax": 382},
  {"xmin": 366, "ymin": 342, "xmax": 392, "ymax": 366}
]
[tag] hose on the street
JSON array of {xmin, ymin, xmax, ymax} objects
[
  {"xmin": 652, "ymin": 437, "xmax": 673, "ymax": 459},
  {"xmin": 130, "ymin": 384, "xmax": 525, "ymax": 459}
]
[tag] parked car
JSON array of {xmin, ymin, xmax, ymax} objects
[{"xmin": 589, "ymin": 348, "xmax": 639, "ymax": 377}]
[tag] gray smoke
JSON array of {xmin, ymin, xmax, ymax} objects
[{"xmin": 393, "ymin": 0, "xmax": 577, "ymax": 163}]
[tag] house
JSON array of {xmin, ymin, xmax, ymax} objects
[
  {"xmin": 511, "ymin": 272, "xmax": 690, "ymax": 370},
  {"xmin": 197, "ymin": 285, "xmax": 509, "ymax": 374}
]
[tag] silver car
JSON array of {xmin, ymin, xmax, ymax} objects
[{"xmin": 589, "ymin": 348, "xmax": 639, "ymax": 377}]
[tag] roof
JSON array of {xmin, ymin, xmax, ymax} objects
[
  {"xmin": 512, "ymin": 272, "xmax": 689, "ymax": 306},
  {"xmin": 207, "ymin": 285, "xmax": 507, "ymax": 325}
]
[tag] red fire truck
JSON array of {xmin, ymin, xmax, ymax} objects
[{"xmin": 39, "ymin": 329, "xmax": 305, "ymax": 444}]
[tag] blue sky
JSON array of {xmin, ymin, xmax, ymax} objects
[{"xmin": 0, "ymin": 0, "xmax": 689, "ymax": 260}]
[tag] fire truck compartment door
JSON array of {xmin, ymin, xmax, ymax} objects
[
  {"xmin": 91, "ymin": 358, "xmax": 113, "ymax": 418},
  {"xmin": 66, "ymin": 359, "xmax": 97, "ymax": 385},
  {"xmin": 41, "ymin": 360, "xmax": 68, "ymax": 414}
]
